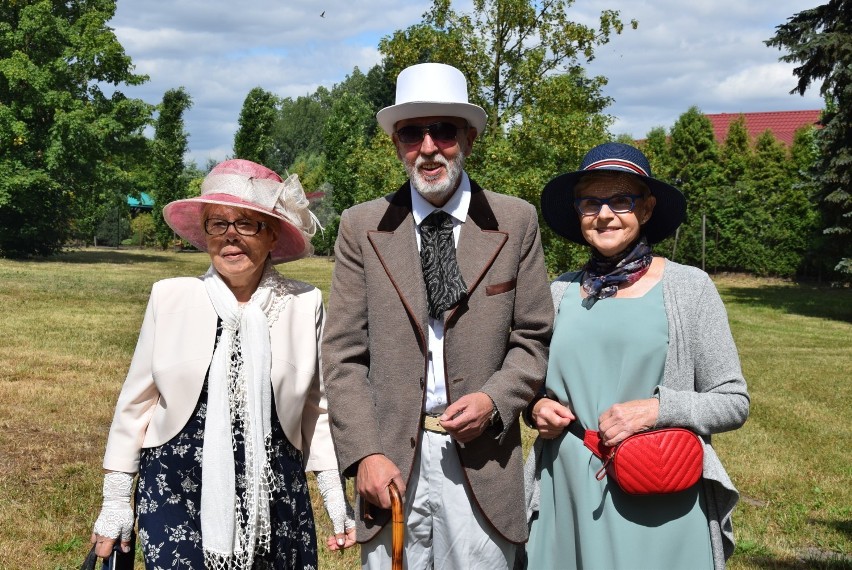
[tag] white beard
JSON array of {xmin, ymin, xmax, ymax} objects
[{"xmin": 405, "ymin": 151, "xmax": 466, "ymax": 202}]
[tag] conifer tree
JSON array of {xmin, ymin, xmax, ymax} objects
[
  {"xmin": 234, "ymin": 87, "xmax": 278, "ymax": 166},
  {"xmin": 767, "ymin": 0, "xmax": 852, "ymax": 277},
  {"xmin": 151, "ymin": 88, "xmax": 192, "ymax": 248}
]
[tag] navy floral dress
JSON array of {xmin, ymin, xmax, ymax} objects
[{"xmin": 135, "ymin": 322, "xmax": 318, "ymax": 569}]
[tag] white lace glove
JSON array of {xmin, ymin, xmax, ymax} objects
[
  {"xmin": 317, "ymin": 470, "xmax": 355, "ymax": 536},
  {"xmin": 93, "ymin": 472, "xmax": 135, "ymax": 541}
]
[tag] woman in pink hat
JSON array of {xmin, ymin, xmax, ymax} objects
[{"xmin": 89, "ymin": 159, "xmax": 355, "ymax": 569}]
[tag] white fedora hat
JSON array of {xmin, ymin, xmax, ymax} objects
[{"xmin": 376, "ymin": 63, "xmax": 487, "ymax": 136}]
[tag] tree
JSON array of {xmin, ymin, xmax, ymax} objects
[
  {"xmin": 767, "ymin": 0, "xmax": 852, "ymax": 277},
  {"xmin": 130, "ymin": 212, "xmax": 156, "ymax": 247},
  {"xmin": 487, "ymin": 71, "xmax": 612, "ymax": 273},
  {"xmin": 720, "ymin": 115, "xmax": 751, "ymax": 185},
  {"xmin": 323, "ymin": 91, "xmax": 375, "ymax": 213},
  {"xmin": 748, "ymin": 131, "xmax": 815, "ymax": 275},
  {"xmin": 271, "ymin": 89, "xmax": 332, "ymax": 172},
  {"xmin": 667, "ymin": 107, "xmax": 723, "ymax": 268},
  {"xmin": 0, "ymin": 0, "xmax": 150, "ymax": 257},
  {"xmin": 640, "ymin": 127, "xmax": 672, "ymax": 184},
  {"xmin": 269, "ymin": 65, "xmax": 393, "ymax": 174},
  {"xmin": 789, "ymin": 125, "xmax": 823, "ymax": 275},
  {"xmin": 150, "ymin": 88, "xmax": 192, "ymax": 248},
  {"xmin": 712, "ymin": 116, "xmax": 754, "ymax": 271},
  {"xmin": 362, "ymin": 63, "xmax": 396, "ymax": 114},
  {"xmin": 233, "ymin": 87, "xmax": 278, "ymax": 165},
  {"xmin": 379, "ymin": 0, "xmax": 635, "ymax": 134}
]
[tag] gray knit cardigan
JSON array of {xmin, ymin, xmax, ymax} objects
[{"xmin": 524, "ymin": 259, "xmax": 749, "ymax": 569}]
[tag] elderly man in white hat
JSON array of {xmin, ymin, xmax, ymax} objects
[{"xmin": 322, "ymin": 62, "xmax": 553, "ymax": 569}]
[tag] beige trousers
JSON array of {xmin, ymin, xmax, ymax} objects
[{"xmin": 361, "ymin": 430, "xmax": 515, "ymax": 570}]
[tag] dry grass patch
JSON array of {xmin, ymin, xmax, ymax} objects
[{"xmin": 0, "ymin": 252, "xmax": 849, "ymax": 569}]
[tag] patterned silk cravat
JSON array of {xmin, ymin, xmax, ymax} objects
[{"xmin": 420, "ymin": 210, "xmax": 467, "ymax": 319}]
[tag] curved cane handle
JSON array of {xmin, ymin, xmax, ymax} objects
[{"xmin": 388, "ymin": 481, "xmax": 404, "ymax": 570}]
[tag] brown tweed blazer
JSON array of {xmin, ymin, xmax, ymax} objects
[{"xmin": 322, "ymin": 180, "xmax": 553, "ymax": 544}]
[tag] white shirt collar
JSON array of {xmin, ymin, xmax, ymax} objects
[{"xmin": 411, "ymin": 172, "xmax": 471, "ymax": 226}]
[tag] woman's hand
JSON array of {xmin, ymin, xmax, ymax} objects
[
  {"xmin": 598, "ymin": 398, "xmax": 659, "ymax": 446},
  {"xmin": 326, "ymin": 527, "xmax": 357, "ymax": 551},
  {"xmin": 91, "ymin": 471, "xmax": 135, "ymax": 558},
  {"xmin": 532, "ymin": 398, "xmax": 575, "ymax": 439},
  {"xmin": 90, "ymin": 534, "xmax": 120, "ymax": 560},
  {"xmin": 316, "ymin": 470, "xmax": 357, "ymax": 551}
]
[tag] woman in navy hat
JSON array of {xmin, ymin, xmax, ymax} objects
[{"xmin": 523, "ymin": 142, "xmax": 749, "ymax": 569}]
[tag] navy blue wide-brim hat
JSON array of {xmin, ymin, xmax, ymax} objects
[{"xmin": 541, "ymin": 142, "xmax": 687, "ymax": 246}]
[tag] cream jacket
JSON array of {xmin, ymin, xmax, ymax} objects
[{"xmin": 103, "ymin": 275, "xmax": 337, "ymax": 475}]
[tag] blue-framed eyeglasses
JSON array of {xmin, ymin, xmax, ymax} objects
[{"xmin": 574, "ymin": 194, "xmax": 645, "ymax": 216}]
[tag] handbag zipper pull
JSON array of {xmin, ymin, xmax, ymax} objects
[{"xmin": 595, "ymin": 455, "xmax": 613, "ymax": 481}]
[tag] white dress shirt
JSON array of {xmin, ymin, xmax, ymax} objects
[{"xmin": 410, "ymin": 174, "xmax": 472, "ymax": 414}]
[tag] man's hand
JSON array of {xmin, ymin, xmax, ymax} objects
[
  {"xmin": 598, "ymin": 398, "xmax": 659, "ymax": 446},
  {"xmin": 532, "ymin": 398, "xmax": 575, "ymax": 439},
  {"xmin": 439, "ymin": 392, "xmax": 494, "ymax": 443},
  {"xmin": 356, "ymin": 454, "xmax": 405, "ymax": 510}
]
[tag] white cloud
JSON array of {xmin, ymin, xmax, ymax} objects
[
  {"xmin": 714, "ymin": 63, "xmax": 802, "ymax": 103},
  {"xmin": 573, "ymin": 0, "xmax": 823, "ymax": 138},
  {"xmin": 108, "ymin": 0, "xmax": 429, "ymax": 164},
  {"xmin": 107, "ymin": 0, "xmax": 827, "ymax": 162}
]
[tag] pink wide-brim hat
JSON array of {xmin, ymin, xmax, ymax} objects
[{"xmin": 163, "ymin": 159, "xmax": 317, "ymax": 264}]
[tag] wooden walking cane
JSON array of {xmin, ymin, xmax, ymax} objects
[{"xmin": 388, "ymin": 481, "xmax": 404, "ymax": 570}]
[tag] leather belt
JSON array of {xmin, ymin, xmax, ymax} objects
[{"xmin": 422, "ymin": 414, "xmax": 447, "ymax": 434}]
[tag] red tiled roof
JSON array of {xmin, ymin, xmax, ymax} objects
[{"xmin": 706, "ymin": 110, "xmax": 821, "ymax": 146}]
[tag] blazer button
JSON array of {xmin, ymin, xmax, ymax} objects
[
  {"xmin": 419, "ymin": 377, "xmax": 424, "ymax": 388},
  {"xmin": 410, "ymin": 437, "xmax": 416, "ymax": 448}
]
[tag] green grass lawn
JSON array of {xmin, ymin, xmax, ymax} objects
[{"xmin": 0, "ymin": 249, "xmax": 849, "ymax": 569}]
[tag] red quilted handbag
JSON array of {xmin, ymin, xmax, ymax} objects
[{"xmin": 580, "ymin": 427, "xmax": 703, "ymax": 495}]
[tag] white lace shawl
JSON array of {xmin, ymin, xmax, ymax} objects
[{"xmin": 200, "ymin": 261, "xmax": 293, "ymax": 569}]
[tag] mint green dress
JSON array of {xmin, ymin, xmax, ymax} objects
[{"xmin": 526, "ymin": 279, "xmax": 713, "ymax": 570}]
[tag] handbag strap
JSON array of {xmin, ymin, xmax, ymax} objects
[
  {"xmin": 567, "ymin": 421, "xmax": 619, "ymax": 481},
  {"xmin": 566, "ymin": 420, "xmax": 611, "ymax": 461},
  {"xmin": 566, "ymin": 419, "xmax": 587, "ymax": 441},
  {"xmin": 80, "ymin": 546, "xmax": 98, "ymax": 570}
]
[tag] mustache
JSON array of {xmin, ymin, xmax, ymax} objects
[{"xmin": 414, "ymin": 154, "xmax": 449, "ymax": 169}]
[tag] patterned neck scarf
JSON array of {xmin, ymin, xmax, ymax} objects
[
  {"xmin": 420, "ymin": 210, "xmax": 467, "ymax": 319},
  {"xmin": 581, "ymin": 236, "xmax": 653, "ymax": 308}
]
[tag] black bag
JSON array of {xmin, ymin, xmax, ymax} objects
[{"xmin": 80, "ymin": 531, "xmax": 135, "ymax": 570}]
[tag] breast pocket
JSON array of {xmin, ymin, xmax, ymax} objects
[{"xmin": 485, "ymin": 278, "xmax": 517, "ymax": 296}]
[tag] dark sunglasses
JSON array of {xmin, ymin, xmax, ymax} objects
[{"xmin": 395, "ymin": 122, "xmax": 465, "ymax": 145}]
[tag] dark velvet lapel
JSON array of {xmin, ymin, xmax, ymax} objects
[
  {"xmin": 466, "ymin": 180, "xmax": 499, "ymax": 231},
  {"xmin": 368, "ymin": 183, "xmax": 429, "ymax": 344},
  {"xmin": 376, "ymin": 181, "xmax": 414, "ymax": 232},
  {"xmin": 367, "ymin": 180, "xmax": 508, "ymax": 332},
  {"xmin": 447, "ymin": 181, "xmax": 508, "ymax": 323}
]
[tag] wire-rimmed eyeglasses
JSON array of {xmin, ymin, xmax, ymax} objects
[{"xmin": 574, "ymin": 194, "xmax": 645, "ymax": 216}]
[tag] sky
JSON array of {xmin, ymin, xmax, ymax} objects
[{"xmin": 107, "ymin": 0, "xmax": 824, "ymax": 166}]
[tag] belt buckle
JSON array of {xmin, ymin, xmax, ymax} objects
[{"xmin": 422, "ymin": 414, "xmax": 447, "ymax": 434}]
